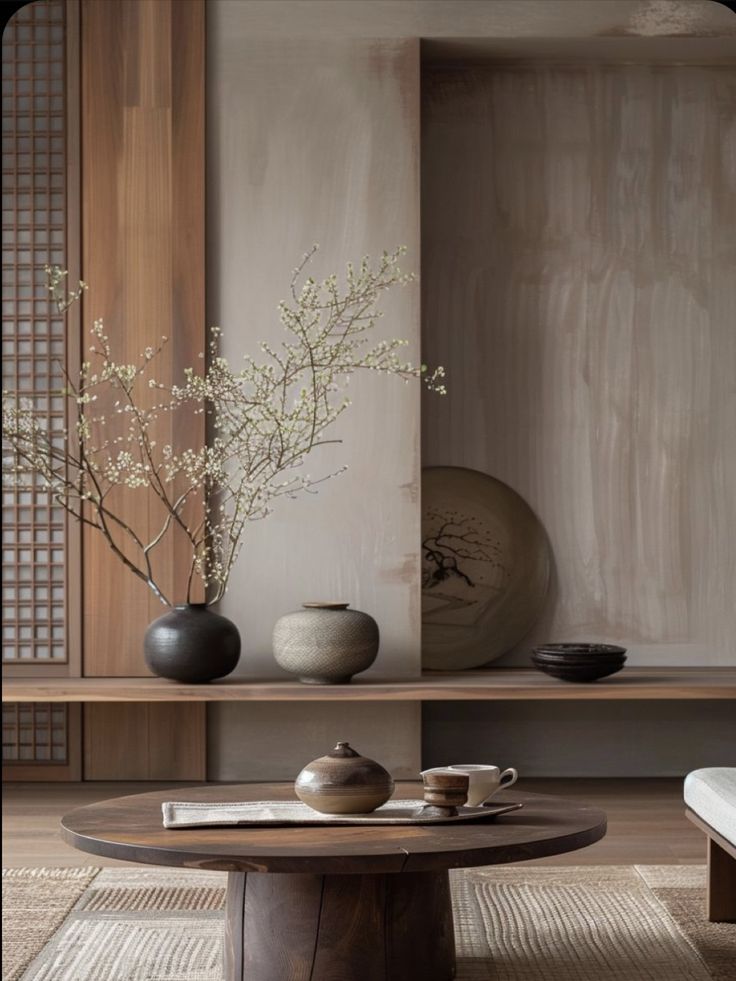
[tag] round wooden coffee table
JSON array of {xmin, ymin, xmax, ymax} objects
[{"xmin": 61, "ymin": 784, "xmax": 606, "ymax": 981}]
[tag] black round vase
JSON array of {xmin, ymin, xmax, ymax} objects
[{"xmin": 143, "ymin": 603, "xmax": 241, "ymax": 683}]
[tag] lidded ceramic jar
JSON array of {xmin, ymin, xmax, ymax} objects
[
  {"xmin": 273, "ymin": 602, "xmax": 379, "ymax": 684},
  {"xmin": 295, "ymin": 741, "xmax": 394, "ymax": 814}
]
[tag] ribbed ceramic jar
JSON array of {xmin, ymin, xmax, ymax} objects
[
  {"xmin": 273, "ymin": 602, "xmax": 379, "ymax": 684},
  {"xmin": 143, "ymin": 603, "xmax": 241, "ymax": 684},
  {"xmin": 295, "ymin": 741, "xmax": 394, "ymax": 814}
]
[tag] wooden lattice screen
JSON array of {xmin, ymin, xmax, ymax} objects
[
  {"xmin": 2, "ymin": 702, "xmax": 67, "ymax": 762},
  {"xmin": 2, "ymin": 0, "xmax": 80, "ymax": 778}
]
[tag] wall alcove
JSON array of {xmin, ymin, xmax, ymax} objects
[{"xmin": 419, "ymin": 36, "xmax": 736, "ymax": 774}]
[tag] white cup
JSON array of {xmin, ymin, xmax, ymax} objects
[{"xmin": 444, "ymin": 764, "xmax": 518, "ymax": 806}]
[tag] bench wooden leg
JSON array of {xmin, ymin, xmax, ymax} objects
[{"xmin": 707, "ymin": 837, "xmax": 736, "ymax": 923}]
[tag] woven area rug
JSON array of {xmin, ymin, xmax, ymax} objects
[
  {"xmin": 2, "ymin": 868, "xmax": 98, "ymax": 981},
  {"xmin": 3, "ymin": 865, "xmax": 734, "ymax": 980}
]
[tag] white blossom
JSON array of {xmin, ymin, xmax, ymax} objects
[{"xmin": 2, "ymin": 250, "xmax": 445, "ymax": 607}]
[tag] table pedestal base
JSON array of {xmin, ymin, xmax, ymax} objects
[{"xmin": 224, "ymin": 869, "xmax": 456, "ymax": 981}]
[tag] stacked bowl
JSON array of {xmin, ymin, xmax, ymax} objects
[{"xmin": 532, "ymin": 643, "xmax": 627, "ymax": 683}]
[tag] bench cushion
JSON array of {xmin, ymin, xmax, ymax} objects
[{"xmin": 684, "ymin": 768, "xmax": 736, "ymax": 846}]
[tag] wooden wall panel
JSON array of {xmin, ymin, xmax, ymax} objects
[
  {"xmin": 81, "ymin": 0, "xmax": 205, "ymax": 676},
  {"xmin": 422, "ymin": 64, "xmax": 736, "ymax": 666},
  {"xmin": 80, "ymin": 0, "xmax": 205, "ymax": 778},
  {"xmin": 84, "ymin": 703, "xmax": 206, "ymax": 780}
]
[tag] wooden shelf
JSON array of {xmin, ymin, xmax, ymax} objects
[{"xmin": 3, "ymin": 668, "xmax": 735, "ymax": 703}]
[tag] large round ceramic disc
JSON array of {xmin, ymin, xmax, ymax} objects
[{"xmin": 422, "ymin": 467, "xmax": 550, "ymax": 670}]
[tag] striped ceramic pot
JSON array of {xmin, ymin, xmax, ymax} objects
[{"xmin": 295, "ymin": 741, "xmax": 394, "ymax": 814}]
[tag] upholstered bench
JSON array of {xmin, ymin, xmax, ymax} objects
[{"xmin": 684, "ymin": 768, "xmax": 736, "ymax": 922}]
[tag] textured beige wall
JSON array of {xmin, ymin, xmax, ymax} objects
[
  {"xmin": 210, "ymin": 1, "xmax": 735, "ymax": 39},
  {"xmin": 422, "ymin": 64, "xmax": 736, "ymax": 667},
  {"xmin": 206, "ymin": 1, "xmax": 735, "ymax": 779},
  {"xmin": 206, "ymin": 7, "xmax": 422, "ymax": 776},
  {"xmin": 208, "ymin": 27, "xmax": 421, "ymax": 678},
  {"xmin": 209, "ymin": 703, "xmax": 421, "ymax": 782}
]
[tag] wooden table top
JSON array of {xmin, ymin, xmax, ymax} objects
[{"xmin": 61, "ymin": 783, "xmax": 607, "ymax": 874}]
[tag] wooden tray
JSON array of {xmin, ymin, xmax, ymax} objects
[{"xmin": 162, "ymin": 798, "xmax": 524, "ymax": 829}]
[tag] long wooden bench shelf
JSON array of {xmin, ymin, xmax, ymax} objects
[{"xmin": 3, "ymin": 668, "xmax": 735, "ymax": 702}]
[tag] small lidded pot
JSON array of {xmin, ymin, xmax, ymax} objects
[{"xmin": 295, "ymin": 741, "xmax": 394, "ymax": 814}]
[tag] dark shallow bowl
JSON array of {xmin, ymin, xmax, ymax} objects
[
  {"xmin": 533, "ymin": 643, "xmax": 627, "ymax": 658},
  {"xmin": 532, "ymin": 653, "xmax": 626, "ymax": 683},
  {"xmin": 532, "ymin": 652, "xmax": 626, "ymax": 666}
]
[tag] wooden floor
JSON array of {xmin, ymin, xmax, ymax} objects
[{"xmin": 2, "ymin": 778, "xmax": 704, "ymax": 868}]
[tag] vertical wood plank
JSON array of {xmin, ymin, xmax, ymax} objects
[
  {"xmin": 240, "ymin": 873, "xmax": 324, "ymax": 981},
  {"xmin": 385, "ymin": 871, "xmax": 455, "ymax": 978},
  {"xmin": 83, "ymin": 703, "xmax": 206, "ymax": 780},
  {"xmin": 707, "ymin": 837, "xmax": 736, "ymax": 923},
  {"xmin": 83, "ymin": 703, "xmax": 148, "ymax": 780},
  {"xmin": 224, "ymin": 872, "xmax": 246, "ymax": 981},
  {"xmin": 309, "ymin": 874, "xmax": 387, "ymax": 980},
  {"xmin": 65, "ymin": 0, "xmax": 83, "ymax": 680},
  {"xmin": 146, "ymin": 703, "xmax": 206, "ymax": 780},
  {"xmin": 81, "ymin": 0, "xmax": 205, "ymax": 676}
]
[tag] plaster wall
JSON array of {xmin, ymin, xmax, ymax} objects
[
  {"xmin": 206, "ymin": 0, "xmax": 735, "ymax": 779},
  {"xmin": 421, "ymin": 60, "xmax": 735, "ymax": 775},
  {"xmin": 422, "ymin": 63, "xmax": 736, "ymax": 668},
  {"xmin": 210, "ymin": 0, "xmax": 735, "ymax": 40},
  {"xmin": 206, "ymin": 8, "xmax": 422, "ymax": 777}
]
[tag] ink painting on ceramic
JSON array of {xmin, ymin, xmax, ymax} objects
[{"xmin": 421, "ymin": 466, "xmax": 550, "ymax": 670}]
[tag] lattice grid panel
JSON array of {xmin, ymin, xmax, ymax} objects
[
  {"xmin": 2, "ymin": 0, "xmax": 68, "ymax": 663},
  {"xmin": 2, "ymin": 702, "xmax": 68, "ymax": 763}
]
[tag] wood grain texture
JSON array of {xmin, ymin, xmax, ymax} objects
[
  {"xmin": 223, "ymin": 869, "xmax": 247, "ymax": 980},
  {"xmin": 65, "ymin": 0, "xmax": 83, "ymax": 681},
  {"xmin": 687, "ymin": 809, "xmax": 736, "ymax": 922},
  {"xmin": 81, "ymin": 0, "xmax": 205, "ymax": 676},
  {"xmin": 4, "ymin": 668, "xmax": 735, "ymax": 702},
  {"xmin": 225, "ymin": 869, "xmax": 456, "ymax": 981},
  {"xmin": 707, "ymin": 837, "xmax": 736, "ymax": 922},
  {"xmin": 83, "ymin": 703, "xmax": 206, "ymax": 780},
  {"xmin": 422, "ymin": 64, "xmax": 736, "ymax": 667},
  {"xmin": 59, "ymin": 785, "xmax": 607, "ymax": 873},
  {"xmin": 3, "ymin": 778, "xmax": 706, "ymax": 869}
]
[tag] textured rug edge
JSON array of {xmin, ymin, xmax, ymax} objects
[
  {"xmin": 632, "ymin": 867, "xmax": 736, "ymax": 981},
  {"xmin": 632, "ymin": 865, "xmax": 719, "ymax": 981},
  {"xmin": 2, "ymin": 866, "xmax": 101, "ymax": 981}
]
